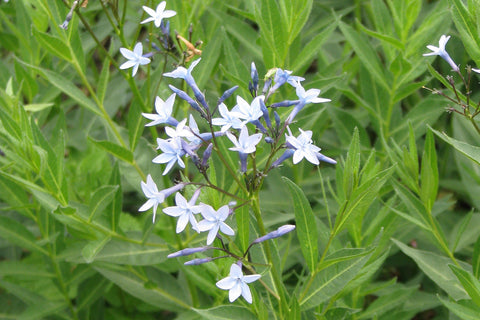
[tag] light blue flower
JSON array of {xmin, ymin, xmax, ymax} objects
[
  {"xmin": 163, "ymin": 189, "xmax": 202, "ymax": 233},
  {"xmin": 141, "ymin": 1, "xmax": 176, "ymax": 28},
  {"xmin": 227, "ymin": 126, "xmax": 263, "ymax": 172},
  {"xmin": 164, "ymin": 58, "xmax": 201, "ymax": 81},
  {"xmin": 227, "ymin": 126, "xmax": 262, "ymax": 155},
  {"xmin": 212, "ymin": 103, "xmax": 245, "ymax": 132},
  {"xmin": 138, "ymin": 175, "xmax": 185, "ymax": 222},
  {"xmin": 216, "ymin": 263, "xmax": 261, "ymax": 304},
  {"xmin": 423, "ymin": 35, "xmax": 459, "ymax": 72},
  {"xmin": 284, "ymin": 127, "xmax": 337, "ymax": 165},
  {"xmin": 153, "ymin": 137, "xmax": 186, "ymax": 175},
  {"xmin": 269, "ymin": 69, "xmax": 305, "ymax": 93},
  {"xmin": 142, "ymin": 94, "xmax": 179, "ymax": 127},
  {"xmin": 231, "ymin": 95, "xmax": 264, "ymax": 124},
  {"xmin": 286, "ymin": 128, "xmax": 320, "ymax": 165},
  {"xmin": 165, "ymin": 118, "xmax": 193, "ymax": 140},
  {"xmin": 287, "ymin": 83, "xmax": 330, "ymax": 123},
  {"xmin": 164, "ymin": 59, "xmax": 208, "ymax": 109},
  {"xmin": 119, "ymin": 42, "xmax": 151, "ymax": 77},
  {"xmin": 197, "ymin": 204, "xmax": 235, "ymax": 245}
]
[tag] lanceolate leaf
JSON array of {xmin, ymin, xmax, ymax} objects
[
  {"xmin": 393, "ymin": 239, "xmax": 469, "ymax": 300},
  {"xmin": 283, "ymin": 177, "xmax": 318, "ymax": 273},
  {"xmin": 300, "ymin": 248, "xmax": 373, "ymax": 309}
]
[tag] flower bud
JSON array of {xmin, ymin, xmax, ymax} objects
[
  {"xmin": 201, "ymin": 143, "xmax": 214, "ymax": 167},
  {"xmin": 252, "ymin": 225, "xmax": 296, "ymax": 244},
  {"xmin": 168, "ymin": 246, "xmax": 211, "ymax": 258},
  {"xmin": 218, "ymin": 86, "xmax": 239, "ymax": 106},
  {"xmin": 184, "ymin": 257, "xmax": 213, "ymax": 265}
]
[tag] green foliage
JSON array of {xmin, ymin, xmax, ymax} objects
[{"xmin": 1, "ymin": 0, "xmax": 480, "ymax": 318}]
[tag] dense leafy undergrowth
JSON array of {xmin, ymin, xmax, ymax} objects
[{"xmin": 1, "ymin": 0, "xmax": 480, "ymax": 319}]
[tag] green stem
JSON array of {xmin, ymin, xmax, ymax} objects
[{"xmin": 251, "ymin": 193, "xmax": 288, "ymax": 316}]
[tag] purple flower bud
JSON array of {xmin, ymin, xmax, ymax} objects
[
  {"xmin": 250, "ymin": 119, "xmax": 267, "ymax": 134},
  {"xmin": 184, "ymin": 257, "xmax": 213, "ymax": 265},
  {"xmin": 151, "ymin": 42, "xmax": 162, "ymax": 52},
  {"xmin": 274, "ymin": 111, "xmax": 281, "ymax": 130},
  {"xmin": 143, "ymin": 52, "xmax": 155, "ymax": 58},
  {"xmin": 160, "ymin": 20, "xmax": 170, "ymax": 36},
  {"xmin": 181, "ymin": 140, "xmax": 200, "ymax": 165},
  {"xmin": 286, "ymin": 101, "xmax": 306, "ymax": 124},
  {"xmin": 253, "ymin": 224, "xmax": 296, "ymax": 244},
  {"xmin": 317, "ymin": 153, "xmax": 337, "ymax": 165},
  {"xmin": 262, "ymin": 78, "xmax": 272, "ymax": 95},
  {"xmin": 190, "ymin": 84, "xmax": 209, "ymax": 111},
  {"xmin": 265, "ymin": 137, "xmax": 274, "ymax": 144},
  {"xmin": 218, "ymin": 86, "xmax": 239, "ymax": 106},
  {"xmin": 271, "ymin": 149, "xmax": 295, "ymax": 168},
  {"xmin": 169, "ymin": 85, "xmax": 205, "ymax": 115},
  {"xmin": 168, "ymin": 246, "xmax": 211, "ymax": 258},
  {"xmin": 260, "ymin": 98, "xmax": 271, "ymax": 129},
  {"xmin": 201, "ymin": 143, "xmax": 214, "ymax": 167},
  {"xmin": 251, "ymin": 62, "xmax": 259, "ymax": 91},
  {"xmin": 270, "ymin": 100, "xmax": 299, "ymax": 108}
]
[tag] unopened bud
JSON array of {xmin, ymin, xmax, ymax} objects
[
  {"xmin": 168, "ymin": 246, "xmax": 211, "ymax": 258},
  {"xmin": 252, "ymin": 224, "xmax": 296, "ymax": 244},
  {"xmin": 184, "ymin": 257, "xmax": 213, "ymax": 265}
]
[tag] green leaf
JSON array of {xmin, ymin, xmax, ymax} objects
[
  {"xmin": 449, "ymin": 264, "xmax": 480, "ymax": 306},
  {"xmin": 88, "ymin": 185, "xmax": 118, "ymax": 222},
  {"xmin": 255, "ymin": 0, "xmax": 286, "ymax": 66},
  {"xmin": 127, "ymin": 98, "xmax": 144, "ymax": 152},
  {"xmin": 438, "ymin": 297, "xmax": 480, "ymax": 320},
  {"xmin": 358, "ymin": 285, "xmax": 417, "ymax": 319},
  {"xmin": 195, "ymin": 30, "xmax": 223, "ymax": 89},
  {"xmin": 194, "ymin": 305, "xmax": 256, "ymax": 320},
  {"xmin": 339, "ymin": 20, "xmax": 389, "ymax": 89},
  {"xmin": 235, "ymin": 191, "xmax": 249, "ymax": 252},
  {"xmin": 473, "ymin": 235, "xmax": 480, "ymax": 278},
  {"xmin": 81, "ymin": 236, "xmax": 112, "ymax": 264},
  {"xmin": 17, "ymin": 59, "xmax": 100, "ymax": 116},
  {"xmin": 392, "ymin": 239, "xmax": 468, "ymax": 300},
  {"xmin": 283, "ymin": 177, "xmax": 318, "ymax": 273},
  {"xmin": 300, "ymin": 248, "xmax": 373, "ymax": 309},
  {"xmin": 430, "ymin": 127, "xmax": 480, "ymax": 166},
  {"xmin": 67, "ymin": 238, "xmax": 169, "ymax": 265},
  {"xmin": 449, "ymin": 0, "xmax": 480, "ymax": 64},
  {"xmin": 95, "ymin": 266, "xmax": 191, "ymax": 310},
  {"xmin": 88, "ymin": 137, "xmax": 134, "ymax": 164},
  {"xmin": 106, "ymin": 162, "xmax": 122, "ymax": 232},
  {"xmin": 0, "ymin": 216, "xmax": 47, "ymax": 255},
  {"xmin": 23, "ymin": 103, "xmax": 54, "ymax": 112},
  {"xmin": 32, "ymin": 28, "xmax": 72, "ymax": 61},
  {"xmin": 97, "ymin": 58, "xmax": 110, "ymax": 105},
  {"xmin": 77, "ymin": 274, "xmax": 109, "ymax": 311},
  {"xmin": 292, "ymin": 20, "xmax": 337, "ymax": 72},
  {"xmin": 419, "ymin": 130, "xmax": 438, "ymax": 211},
  {"xmin": 208, "ymin": 8, "xmax": 261, "ymax": 59}
]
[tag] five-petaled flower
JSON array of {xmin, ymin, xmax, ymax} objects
[
  {"xmin": 287, "ymin": 83, "xmax": 330, "ymax": 123},
  {"xmin": 212, "ymin": 103, "xmax": 245, "ymax": 132},
  {"xmin": 197, "ymin": 204, "xmax": 235, "ymax": 245},
  {"xmin": 163, "ymin": 190, "xmax": 202, "ymax": 233},
  {"xmin": 141, "ymin": 1, "xmax": 177, "ymax": 27},
  {"xmin": 227, "ymin": 126, "xmax": 263, "ymax": 172},
  {"xmin": 139, "ymin": 175, "xmax": 185, "ymax": 222},
  {"xmin": 423, "ymin": 34, "xmax": 459, "ymax": 72},
  {"xmin": 119, "ymin": 42, "xmax": 151, "ymax": 77},
  {"xmin": 142, "ymin": 94, "xmax": 178, "ymax": 127},
  {"xmin": 153, "ymin": 137, "xmax": 186, "ymax": 175},
  {"xmin": 216, "ymin": 263, "xmax": 261, "ymax": 304}
]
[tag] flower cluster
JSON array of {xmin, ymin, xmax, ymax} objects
[{"xmin": 123, "ymin": 1, "xmax": 336, "ymax": 304}]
